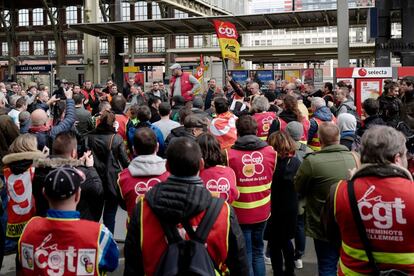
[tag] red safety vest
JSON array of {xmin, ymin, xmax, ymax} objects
[
  {"xmin": 117, "ymin": 169, "xmax": 170, "ymax": 219},
  {"xmin": 279, "ymin": 118, "xmax": 311, "ymax": 144},
  {"xmin": 4, "ymin": 166, "xmax": 36, "ymax": 238},
  {"xmin": 252, "ymin": 112, "xmax": 277, "ymax": 140},
  {"xmin": 170, "ymin": 72, "xmax": 194, "ymax": 101},
  {"xmin": 334, "ymin": 176, "xmax": 414, "ymax": 275},
  {"xmin": 226, "ymin": 146, "xmax": 277, "ymax": 224},
  {"xmin": 19, "ymin": 217, "xmax": 101, "ymax": 276},
  {"xmin": 199, "ymin": 165, "xmax": 239, "ymax": 204},
  {"xmin": 308, "ymin": 116, "xmax": 337, "ymax": 151},
  {"xmin": 209, "ymin": 112, "xmax": 238, "ymax": 149},
  {"xmin": 140, "ymin": 198, "xmax": 230, "ymax": 276}
]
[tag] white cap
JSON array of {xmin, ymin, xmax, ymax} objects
[{"xmin": 169, "ymin": 63, "xmax": 181, "ymax": 70}]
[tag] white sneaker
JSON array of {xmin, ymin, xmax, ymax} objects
[
  {"xmin": 294, "ymin": 259, "xmax": 303, "ymax": 269},
  {"xmin": 264, "ymin": 256, "xmax": 272, "ymax": 265}
]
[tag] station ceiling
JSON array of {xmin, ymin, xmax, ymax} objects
[{"xmin": 70, "ymin": 7, "xmax": 370, "ymax": 37}]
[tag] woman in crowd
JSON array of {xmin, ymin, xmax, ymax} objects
[
  {"xmin": 86, "ymin": 110, "xmax": 129, "ymax": 234},
  {"xmin": 197, "ymin": 133, "xmax": 239, "ymax": 204},
  {"xmin": 267, "ymin": 131, "xmax": 301, "ymax": 276}
]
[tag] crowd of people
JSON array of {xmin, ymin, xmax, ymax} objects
[{"xmin": 0, "ymin": 62, "xmax": 413, "ymax": 276}]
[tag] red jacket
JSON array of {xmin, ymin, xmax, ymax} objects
[{"xmin": 169, "ymin": 72, "xmax": 194, "ymax": 101}]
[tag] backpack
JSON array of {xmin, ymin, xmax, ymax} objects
[{"xmin": 155, "ymin": 198, "xmax": 225, "ymax": 276}]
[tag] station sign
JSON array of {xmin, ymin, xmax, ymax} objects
[
  {"xmin": 336, "ymin": 67, "xmax": 392, "ymax": 78},
  {"xmin": 123, "ymin": 66, "xmax": 140, "ymax": 73},
  {"xmin": 16, "ymin": 65, "xmax": 52, "ymax": 73}
]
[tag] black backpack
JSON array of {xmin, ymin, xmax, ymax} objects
[{"xmin": 155, "ymin": 198, "xmax": 225, "ymax": 276}]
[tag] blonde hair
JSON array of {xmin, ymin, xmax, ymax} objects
[{"xmin": 9, "ymin": 134, "xmax": 38, "ymax": 153}]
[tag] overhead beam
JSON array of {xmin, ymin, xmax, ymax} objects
[
  {"xmin": 129, "ymin": 24, "xmax": 152, "ymax": 35},
  {"xmin": 154, "ymin": 21, "xmax": 175, "ymax": 34},
  {"xmin": 323, "ymin": 11, "xmax": 330, "ymax": 26},
  {"xmin": 154, "ymin": 0, "xmax": 232, "ymax": 16},
  {"xmin": 181, "ymin": 20, "xmax": 198, "ymax": 32},
  {"xmin": 234, "ymin": 18, "xmax": 249, "ymax": 31},
  {"xmin": 292, "ymin": 13, "xmax": 302, "ymax": 27},
  {"xmin": 263, "ymin": 15, "xmax": 277, "ymax": 29}
]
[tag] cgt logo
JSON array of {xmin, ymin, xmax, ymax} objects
[
  {"xmin": 134, "ymin": 178, "xmax": 161, "ymax": 194},
  {"xmin": 218, "ymin": 25, "xmax": 238, "ymax": 38},
  {"xmin": 241, "ymin": 151, "xmax": 264, "ymax": 177},
  {"xmin": 206, "ymin": 177, "xmax": 230, "ymax": 200},
  {"xmin": 261, "ymin": 116, "xmax": 274, "ymax": 132}
]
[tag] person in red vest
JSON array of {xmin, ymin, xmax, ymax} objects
[
  {"xmin": 224, "ymin": 115, "xmax": 277, "ymax": 276},
  {"xmin": 308, "ymin": 97, "xmax": 336, "ymax": 151},
  {"xmin": 324, "ymin": 125, "xmax": 414, "ymax": 275},
  {"xmin": 169, "ymin": 63, "xmax": 201, "ymax": 102},
  {"xmin": 110, "ymin": 95, "xmax": 129, "ymax": 144},
  {"xmin": 124, "ymin": 137, "xmax": 249, "ymax": 276},
  {"xmin": 209, "ymin": 97, "xmax": 238, "ymax": 149},
  {"xmin": 197, "ymin": 133, "xmax": 239, "ymax": 204},
  {"xmin": 118, "ymin": 127, "xmax": 169, "ymax": 221},
  {"xmin": 18, "ymin": 167, "xmax": 119, "ymax": 275},
  {"xmin": 250, "ymin": 96, "xmax": 277, "ymax": 140}
]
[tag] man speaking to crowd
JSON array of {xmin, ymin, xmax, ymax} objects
[{"xmin": 169, "ymin": 63, "xmax": 201, "ymax": 102}]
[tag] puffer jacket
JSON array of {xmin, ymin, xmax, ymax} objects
[
  {"xmin": 32, "ymin": 156, "xmax": 104, "ymax": 221},
  {"xmin": 86, "ymin": 124, "xmax": 129, "ymax": 198},
  {"xmin": 124, "ymin": 175, "xmax": 250, "ymax": 276}
]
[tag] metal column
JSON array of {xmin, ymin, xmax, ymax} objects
[
  {"xmin": 83, "ymin": 0, "xmax": 101, "ymax": 83},
  {"xmin": 114, "ymin": 0, "xmax": 124, "ymax": 90},
  {"xmin": 401, "ymin": 0, "xmax": 414, "ymax": 66},
  {"xmin": 337, "ymin": 0, "xmax": 349, "ymax": 67},
  {"xmin": 375, "ymin": 0, "xmax": 391, "ymax": 66}
]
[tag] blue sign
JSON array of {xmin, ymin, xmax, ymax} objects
[
  {"xmin": 16, "ymin": 65, "xmax": 52, "ymax": 73},
  {"xmin": 228, "ymin": 70, "xmax": 249, "ymax": 85},
  {"xmin": 250, "ymin": 70, "xmax": 274, "ymax": 90}
]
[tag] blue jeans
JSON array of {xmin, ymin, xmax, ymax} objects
[
  {"xmin": 241, "ymin": 221, "xmax": 267, "ymax": 276},
  {"xmin": 314, "ymin": 239, "xmax": 339, "ymax": 276},
  {"xmin": 103, "ymin": 197, "xmax": 118, "ymax": 234},
  {"xmin": 294, "ymin": 214, "xmax": 306, "ymax": 259}
]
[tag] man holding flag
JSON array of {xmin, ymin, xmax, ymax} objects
[{"xmin": 169, "ymin": 63, "xmax": 201, "ymax": 102}]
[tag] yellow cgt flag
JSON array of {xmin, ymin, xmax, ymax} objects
[{"xmin": 213, "ymin": 20, "xmax": 240, "ymax": 63}]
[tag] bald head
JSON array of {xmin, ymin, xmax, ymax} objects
[
  {"xmin": 31, "ymin": 109, "xmax": 48, "ymax": 126},
  {"xmin": 318, "ymin": 122, "xmax": 340, "ymax": 148}
]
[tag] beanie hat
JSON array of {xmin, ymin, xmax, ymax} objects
[
  {"xmin": 337, "ymin": 113, "xmax": 357, "ymax": 132},
  {"xmin": 286, "ymin": 121, "xmax": 304, "ymax": 141}
]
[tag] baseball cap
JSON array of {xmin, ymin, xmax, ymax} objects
[
  {"xmin": 44, "ymin": 167, "xmax": 85, "ymax": 200},
  {"xmin": 184, "ymin": 114, "xmax": 207, "ymax": 129},
  {"xmin": 169, "ymin": 63, "xmax": 182, "ymax": 70}
]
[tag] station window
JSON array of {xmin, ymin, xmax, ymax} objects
[
  {"xmin": 194, "ymin": 35, "xmax": 203, "ymax": 48},
  {"xmin": 47, "ymin": 8, "xmax": 57, "ymax": 25},
  {"xmin": 135, "ymin": 37, "xmax": 148, "ymax": 53},
  {"xmin": 298, "ymin": 38, "xmax": 304, "ymax": 44},
  {"xmin": 98, "ymin": 4, "xmax": 109, "ymax": 22},
  {"xmin": 332, "ymin": 37, "xmax": 338, "ymax": 43},
  {"xmin": 254, "ymin": 40, "xmax": 260, "ymax": 46},
  {"xmin": 124, "ymin": 37, "xmax": 129, "ymax": 52},
  {"xmin": 33, "ymin": 8, "xmax": 43, "ymax": 26},
  {"xmin": 292, "ymin": 38, "xmax": 298, "ymax": 45},
  {"xmin": 18, "ymin": 9, "xmax": 29, "ymax": 26},
  {"xmin": 19, "ymin": 41, "xmax": 29, "ymax": 55},
  {"xmin": 122, "ymin": 2, "xmax": 131, "ymax": 21},
  {"xmin": 100, "ymin": 38, "xmax": 108, "ymax": 55},
  {"xmin": 318, "ymin": 37, "xmax": 324, "ymax": 44},
  {"xmin": 67, "ymin": 40, "xmax": 78, "ymax": 55},
  {"xmin": 47, "ymin": 41, "xmax": 55, "ymax": 52},
  {"xmin": 66, "ymin": 6, "xmax": 78, "ymax": 24},
  {"xmin": 135, "ymin": 2, "xmax": 147, "ymax": 20},
  {"xmin": 2, "ymin": 42, "xmax": 8, "ymax": 56},
  {"xmin": 152, "ymin": 2, "xmax": 161, "ymax": 19},
  {"xmin": 305, "ymin": 38, "xmax": 311, "ymax": 44},
  {"xmin": 325, "ymin": 37, "xmax": 331, "ymax": 43},
  {"xmin": 211, "ymin": 36, "xmax": 218, "ymax": 47},
  {"xmin": 33, "ymin": 41, "xmax": 44, "ymax": 55},
  {"xmin": 175, "ymin": 35, "xmax": 189, "ymax": 48},
  {"xmin": 153, "ymin": 37, "xmax": 165, "ymax": 52},
  {"xmin": 175, "ymin": 10, "xmax": 188, "ymax": 18},
  {"xmin": 312, "ymin": 38, "xmax": 317, "ymax": 43},
  {"xmin": 266, "ymin": 40, "xmax": 272, "ymax": 46}
]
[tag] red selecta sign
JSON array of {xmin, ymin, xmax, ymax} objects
[{"xmin": 213, "ymin": 20, "xmax": 239, "ymax": 40}]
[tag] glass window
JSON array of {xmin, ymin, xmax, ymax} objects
[
  {"xmin": 175, "ymin": 36, "xmax": 189, "ymax": 48},
  {"xmin": 152, "ymin": 2, "xmax": 161, "ymax": 19},
  {"xmin": 18, "ymin": 9, "xmax": 29, "ymax": 26},
  {"xmin": 135, "ymin": 37, "xmax": 148, "ymax": 53},
  {"xmin": 254, "ymin": 40, "xmax": 260, "ymax": 46},
  {"xmin": 100, "ymin": 38, "xmax": 108, "ymax": 54},
  {"xmin": 66, "ymin": 6, "xmax": 77, "ymax": 24},
  {"xmin": 33, "ymin": 8, "xmax": 43, "ymax": 26},
  {"xmin": 124, "ymin": 37, "xmax": 129, "ymax": 52},
  {"xmin": 67, "ymin": 40, "xmax": 78, "ymax": 55},
  {"xmin": 175, "ymin": 10, "xmax": 188, "ymax": 18},
  {"xmin": 325, "ymin": 37, "xmax": 331, "ymax": 43},
  {"xmin": 298, "ymin": 38, "xmax": 304, "ymax": 44},
  {"xmin": 332, "ymin": 37, "xmax": 338, "ymax": 43},
  {"xmin": 33, "ymin": 41, "xmax": 44, "ymax": 55},
  {"xmin": 122, "ymin": 2, "xmax": 131, "ymax": 21},
  {"xmin": 312, "ymin": 38, "xmax": 317, "ymax": 43},
  {"xmin": 292, "ymin": 38, "xmax": 298, "ymax": 45},
  {"xmin": 266, "ymin": 39, "xmax": 272, "ymax": 46},
  {"xmin": 98, "ymin": 4, "xmax": 108, "ymax": 22},
  {"xmin": 194, "ymin": 35, "xmax": 203, "ymax": 48},
  {"xmin": 318, "ymin": 37, "xmax": 324, "ymax": 44},
  {"xmin": 153, "ymin": 37, "xmax": 165, "ymax": 52},
  {"xmin": 211, "ymin": 35, "xmax": 218, "ymax": 47},
  {"xmin": 19, "ymin": 41, "xmax": 29, "ymax": 55},
  {"xmin": 305, "ymin": 38, "xmax": 311, "ymax": 44},
  {"xmin": 47, "ymin": 7, "xmax": 57, "ymax": 25},
  {"xmin": 2, "ymin": 42, "xmax": 8, "ymax": 56},
  {"xmin": 47, "ymin": 41, "xmax": 55, "ymax": 53},
  {"xmin": 135, "ymin": 2, "xmax": 147, "ymax": 20}
]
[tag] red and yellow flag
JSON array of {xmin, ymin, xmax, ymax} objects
[
  {"xmin": 213, "ymin": 20, "xmax": 240, "ymax": 63},
  {"xmin": 194, "ymin": 54, "xmax": 206, "ymax": 95}
]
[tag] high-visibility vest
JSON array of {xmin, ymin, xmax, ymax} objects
[
  {"xmin": 252, "ymin": 112, "xmax": 277, "ymax": 140},
  {"xmin": 19, "ymin": 216, "xmax": 101, "ymax": 275},
  {"xmin": 226, "ymin": 145, "xmax": 277, "ymax": 224},
  {"xmin": 199, "ymin": 165, "xmax": 239, "ymax": 204},
  {"xmin": 308, "ymin": 116, "xmax": 336, "ymax": 151},
  {"xmin": 334, "ymin": 176, "xmax": 414, "ymax": 275},
  {"xmin": 4, "ymin": 166, "xmax": 36, "ymax": 238},
  {"xmin": 140, "ymin": 198, "xmax": 230, "ymax": 276},
  {"xmin": 118, "ymin": 169, "xmax": 170, "ymax": 220}
]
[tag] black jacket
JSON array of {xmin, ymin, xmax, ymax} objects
[
  {"xmin": 356, "ymin": 115, "xmax": 386, "ymax": 138},
  {"xmin": 268, "ymin": 109, "xmax": 298, "ymax": 136},
  {"xmin": 164, "ymin": 126, "xmax": 195, "ymax": 151},
  {"xmin": 86, "ymin": 125, "xmax": 129, "ymax": 197},
  {"xmin": 231, "ymin": 134, "xmax": 268, "ymax": 151},
  {"xmin": 32, "ymin": 157, "xmax": 104, "ymax": 221},
  {"xmin": 124, "ymin": 175, "xmax": 249, "ymax": 276},
  {"xmin": 270, "ymin": 156, "xmax": 301, "ymax": 241}
]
